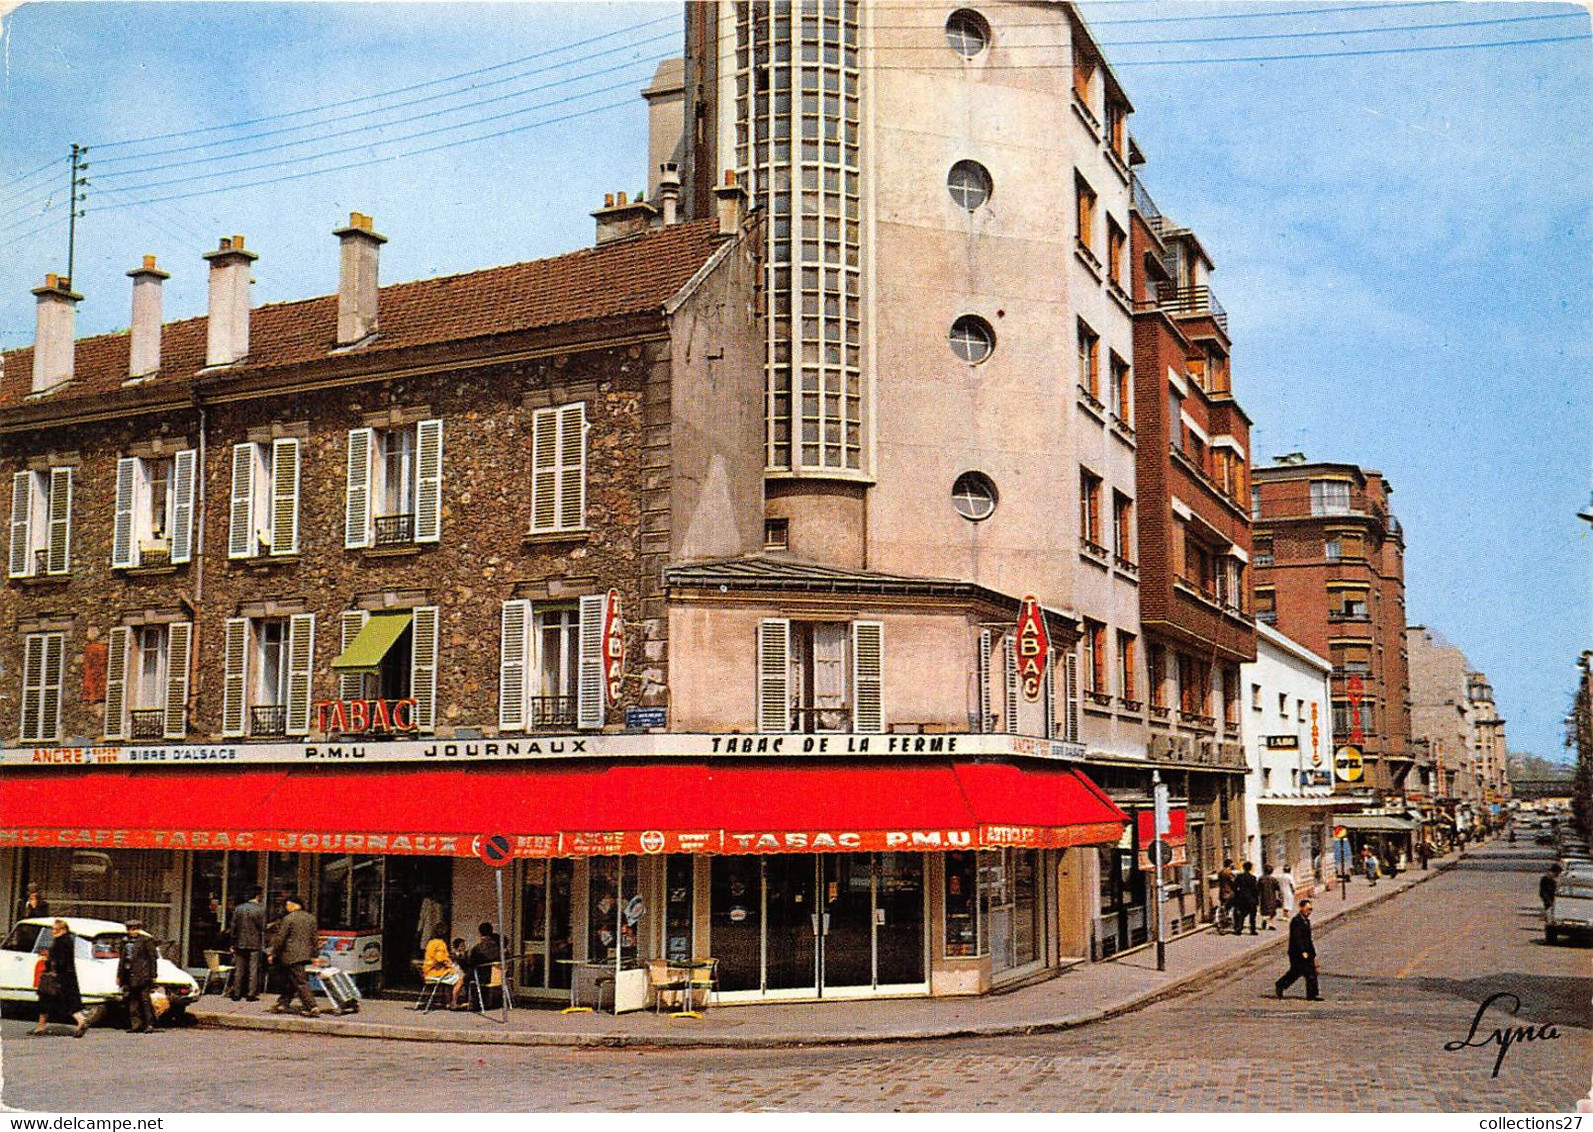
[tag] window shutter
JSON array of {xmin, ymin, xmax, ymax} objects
[
  {"xmin": 410, "ymin": 605, "xmax": 440, "ymax": 733},
  {"xmin": 344, "ymin": 428, "xmax": 373, "ymax": 548},
  {"xmin": 285, "ymin": 614, "xmax": 316, "ymax": 736},
  {"xmin": 222, "ymin": 618, "xmax": 249, "ymax": 738},
  {"xmin": 20, "ymin": 634, "xmax": 44, "ymax": 741},
  {"xmin": 499, "ymin": 600, "xmax": 530, "ymax": 732},
  {"xmin": 757, "ymin": 618, "xmax": 791, "ymax": 733},
  {"xmin": 270, "ymin": 438, "xmax": 300, "ymax": 555},
  {"xmin": 557, "ymin": 403, "xmax": 586, "ymax": 531},
  {"xmin": 530, "ymin": 408, "xmax": 558, "ymax": 532},
  {"xmin": 9, "ymin": 471, "xmax": 32, "ymax": 578},
  {"xmin": 1043, "ymin": 650, "xmax": 1056, "ymax": 738},
  {"xmin": 413, "ymin": 419, "xmax": 443, "ymax": 543},
  {"xmin": 339, "ymin": 611, "xmax": 369, "ymax": 701},
  {"xmin": 977, "ymin": 628, "xmax": 993, "ymax": 734},
  {"xmin": 112, "ymin": 458, "xmax": 138, "ymax": 568},
  {"xmin": 39, "ymin": 633, "xmax": 64, "ymax": 742},
  {"xmin": 1065, "ymin": 651, "xmax": 1081, "ymax": 743},
  {"xmin": 46, "ymin": 467, "xmax": 71, "ymax": 575},
  {"xmin": 104, "ymin": 626, "xmax": 131, "ymax": 740},
  {"xmin": 1004, "ymin": 635, "xmax": 1019, "ymax": 735},
  {"xmin": 169, "ymin": 449, "xmax": 197, "ymax": 565},
  {"xmin": 163, "ymin": 621, "xmax": 192, "ymax": 738},
  {"xmin": 576, "ymin": 593, "xmax": 606, "ymax": 730},
  {"xmin": 228, "ymin": 443, "xmax": 256, "ymax": 559},
  {"xmin": 852, "ymin": 620, "xmax": 884, "ymax": 733}
]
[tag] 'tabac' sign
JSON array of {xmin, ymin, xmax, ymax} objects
[
  {"xmin": 315, "ymin": 698, "xmax": 419, "ymax": 734},
  {"xmin": 602, "ymin": 589, "xmax": 625, "ymax": 707},
  {"xmin": 1016, "ymin": 595, "xmax": 1049, "ymax": 702}
]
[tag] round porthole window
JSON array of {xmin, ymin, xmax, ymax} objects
[
  {"xmin": 947, "ymin": 160, "xmax": 993, "ymax": 211},
  {"xmin": 952, "ymin": 472, "xmax": 998, "ymax": 522},
  {"xmin": 948, "ymin": 314, "xmax": 995, "ymax": 364},
  {"xmin": 945, "ymin": 9, "xmax": 991, "ymax": 58}
]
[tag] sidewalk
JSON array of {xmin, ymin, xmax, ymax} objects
[{"xmin": 191, "ymin": 851, "xmax": 1460, "ymax": 1049}]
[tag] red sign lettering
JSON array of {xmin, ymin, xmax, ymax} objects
[
  {"xmin": 1016, "ymin": 595, "xmax": 1050, "ymax": 702},
  {"xmin": 312, "ymin": 699, "xmax": 419, "ymax": 736},
  {"xmin": 602, "ymin": 589, "xmax": 625, "ymax": 707}
]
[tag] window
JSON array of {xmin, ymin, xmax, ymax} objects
[
  {"xmin": 945, "ymin": 9, "xmax": 990, "ymax": 57},
  {"xmin": 1112, "ymin": 492, "xmax": 1134, "ymax": 564},
  {"xmin": 1297, "ymin": 698, "xmax": 1306, "ymax": 722},
  {"xmin": 336, "ymin": 607, "xmax": 440, "ymax": 732},
  {"xmin": 944, "ymin": 851, "xmax": 985, "ymax": 958},
  {"xmin": 1077, "ymin": 321, "xmax": 1100, "ymax": 401},
  {"xmin": 1072, "ymin": 46, "xmax": 1095, "ymax": 110},
  {"xmin": 1082, "ymin": 620, "xmax": 1107, "ymax": 695},
  {"xmin": 104, "ymin": 622, "xmax": 192, "ymax": 741},
  {"xmin": 530, "ymin": 403, "xmax": 587, "ymax": 534},
  {"xmin": 1169, "ymin": 388, "xmax": 1184, "ymax": 452},
  {"xmin": 757, "ymin": 619, "xmax": 883, "ymax": 734},
  {"xmin": 1310, "ymin": 479, "xmax": 1352, "ymax": 516},
  {"xmin": 1324, "ymin": 537, "xmax": 1342, "ymax": 562},
  {"xmin": 1107, "ymin": 217, "xmax": 1126, "ymax": 288},
  {"xmin": 1255, "ymin": 587, "xmax": 1276, "ymax": 625},
  {"xmin": 1278, "ymin": 692, "xmax": 1289, "ymax": 718},
  {"xmin": 500, "ymin": 596, "xmax": 609, "ymax": 733},
  {"xmin": 9, "ymin": 468, "xmax": 71, "ymax": 578},
  {"xmin": 1336, "ymin": 593, "xmax": 1369, "ymax": 619},
  {"xmin": 112, "ymin": 451, "xmax": 196, "ymax": 568},
  {"xmin": 227, "ymin": 439, "xmax": 300, "ymax": 558},
  {"xmin": 1251, "ymin": 486, "xmax": 1261, "ymax": 519},
  {"xmin": 949, "ymin": 315, "xmax": 995, "ymax": 364},
  {"xmin": 951, "ymin": 472, "xmax": 997, "ymax": 521},
  {"xmin": 1079, "ymin": 470, "xmax": 1103, "ymax": 551},
  {"xmin": 1335, "ymin": 644, "xmax": 1372, "ymax": 675},
  {"xmin": 947, "ymin": 160, "xmax": 992, "ymax": 210},
  {"xmin": 1110, "ymin": 354, "xmax": 1132, "ymax": 425},
  {"xmin": 1251, "ymin": 682, "xmax": 1262, "ymax": 712},
  {"xmin": 763, "ymin": 517, "xmax": 789, "ymax": 551},
  {"xmin": 1147, "ymin": 644, "xmax": 1166, "ymax": 709},
  {"xmin": 1254, "ymin": 538, "xmax": 1273, "ymax": 567},
  {"xmin": 1209, "ymin": 354, "xmax": 1230, "ymax": 394},
  {"xmin": 1117, "ymin": 631, "xmax": 1137, "ymax": 704},
  {"xmin": 1104, "ymin": 98, "xmax": 1126, "ymax": 157},
  {"xmin": 1224, "ymin": 669, "xmax": 1240, "ymax": 726},
  {"xmin": 222, "ymin": 615, "xmax": 315, "ymax": 738},
  {"xmin": 1074, "ymin": 176, "xmax": 1097, "ymax": 256},
  {"xmin": 19, "ymin": 631, "xmax": 65, "ymax": 741},
  {"xmin": 344, "ymin": 420, "xmax": 443, "ymax": 548}
]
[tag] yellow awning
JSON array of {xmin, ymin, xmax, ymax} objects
[{"xmin": 330, "ymin": 611, "xmax": 411, "ymax": 673}]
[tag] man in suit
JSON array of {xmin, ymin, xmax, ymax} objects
[
  {"xmin": 1232, "ymin": 860, "xmax": 1261, "ymax": 936},
  {"xmin": 116, "ymin": 919, "xmax": 162, "ymax": 1032},
  {"xmin": 266, "ymin": 894, "xmax": 320, "ymax": 1017},
  {"xmin": 229, "ymin": 887, "xmax": 266, "ymax": 1001},
  {"xmin": 1275, "ymin": 899, "xmax": 1322, "ymax": 1001}
]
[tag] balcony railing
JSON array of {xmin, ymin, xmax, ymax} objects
[
  {"xmin": 129, "ymin": 709, "xmax": 166, "ymax": 740},
  {"xmin": 33, "ymin": 549, "xmax": 48, "ymax": 575},
  {"xmin": 1118, "ymin": 697, "xmax": 1143, "ymax": 713},
  {"xmin": 1084, "ymin": 690, "xmax": 1113, "ymax": 709},
  {"xmin": 1256, "ymin": 610, "xmax": 1277, "ymax": 625},
  {"xmin": 250, "ymin": 705, "xmax": 288, "ymax": 737},
  {"xmin": 1328, "ymin": 610, "xmax": 1371, "ymax": 623},
  {"xmin": 373, "ymin": 513, "xmax": 415, "ymax": 547},
  {"xmin": 1131, "ymin": 174, "xmax": 1162, "ymax": 227},
  {"xmin": 791, "ymin": 706, "xmax": 853, "ymax": 734},
  {"xmin": 1148, "ymin": 704, "xmax": 1171, "ymax": 723},
  {"xmin": 137, "ymin": 545, "xmax": 171, "ymax": 569},
  {"xmin": 1155, "ymin": 284, "xmax": 1228, "ymax": 334},
  {"xmin": 1081, "ymin": 539, "xmax": 1110, "ymax": 560},
  {"xmin": 1179, "ymin": 711, "xmax": 1216, "ymax": 731},
  {"xmin": 530, "ymin": 696, "xmax": 577, "ymax": 730},
  {"xmin": 1077, "ymin": 384, "xmax": 1105, "ymax": 414},
  {"xmin": 1113, "ymin": 554, "xmax": 1139, "ymax": 577}
]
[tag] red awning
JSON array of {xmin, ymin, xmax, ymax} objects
[
  {"xmin": 0, "ymin": 760, "xmax": 1127, "ymax": 858},
  {"xmin": 1134, "ymin": 807, "xmax": 1188, "ymax": 847}
]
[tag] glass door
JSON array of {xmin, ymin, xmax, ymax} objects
[
  {"xmin": 874, "ymin": 852, "xmax": 925, "ymax": 987},
  {"xmin": 763, "ymin": 854, "xmax": 818, "ymax": 993},
  {"xmin": 819, "ymin": 853, "xmax": 873, "ymax": 991}
]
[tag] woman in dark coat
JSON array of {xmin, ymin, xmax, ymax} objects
[{"xmin": 32, "ymin": 919, "xmax": 88, "ymax": 1037}]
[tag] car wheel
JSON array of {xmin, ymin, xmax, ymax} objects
[{"xmin": 1546, "ymin": 926, "xmax": 1559, "ymax": 945}]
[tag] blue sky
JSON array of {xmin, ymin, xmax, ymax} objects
[{"xmin": 1, "ymin": 1, "xmax": 1588, "ymax": 759}]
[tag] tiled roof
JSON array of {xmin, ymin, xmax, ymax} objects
[{"xmin": 1, "ymin": 219, "xmax": 722, "ymax": 409}]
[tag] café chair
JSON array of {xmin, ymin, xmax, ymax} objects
[
  {"xmin": 647, "ymin": 959, "xmax": 690, "ymax": 1016},
  {"xmin": 199, "ymin": 950, "xmax": 234, "ymax": 997}
]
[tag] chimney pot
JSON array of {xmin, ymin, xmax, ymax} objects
[
  {"xmin": 659, "ymin": 163, "xmax": 682, "ymax": 226},
  {"xmin": 203, "ymin": 232, "xmax": 259, "ymax": 367},
  {"xmin": 713, "ymin": 178, "xmax": 748, "ymax": 240},
  {"xmin": 30, "ymin": 273, "xmax": 82, "ymax": 393},
  {"xmin": 617, "ymin": 190, "xmax": 628, "ymax": 207},
  {"xmin": 333, "ymin": 211, "xmax": 388, "ymax": 346},
  {"xmin": 142, "ymin": 254, "xmax": 157, "ymax": 270},
  {"xmin": 604, "ymin": 192, "xmax": 615, "ymax": 208}
]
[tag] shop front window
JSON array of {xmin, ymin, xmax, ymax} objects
[
  {"xmin": 588, "ymin": 856, "xmax": 646, "ymax": 968},
  {"xmin": 944, "ymin": 850, "xmax": 984, "ymax": 958},
  {"xmin": 664, "ymin": 856, "xmax": 695, "ymax": 963},
  {"xmin": 317, "ymin": 855, "xmax": 383, "ymax": 932},
  {"xmin": 23, "ymin": 848, "xmax": 181, "ymax": 945},
  {"xmin": 519, "ymin": 858, "xmax": 574, "ymax": 991},
  {"xmin": 187, "ymin": 850, "xmax": 262, "ymax": 963}
]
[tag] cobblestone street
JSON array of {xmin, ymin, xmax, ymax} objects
[{"xmin": 2, "ymin": 844, "xmax": 1586, "ymax": 1112}]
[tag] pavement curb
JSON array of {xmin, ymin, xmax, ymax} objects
[{"xmin": 190, "ymin": 857, "xmax": 1460, "ymax": 1050}]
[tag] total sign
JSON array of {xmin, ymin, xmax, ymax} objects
[
  {"xmin": 603, "ymin": 589, "xmax": 625, "ymax": 707},
  {"xmin": 1016, "ymin": 596, "xmax": 1050, "ymax": 702}
]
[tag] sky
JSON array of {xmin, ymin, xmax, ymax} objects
[{"xmin": 0, "ymin": 0, "xmax": 1588, "ymax": 759}]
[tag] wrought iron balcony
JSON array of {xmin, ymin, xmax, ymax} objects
[
  {"xmin": 33, "ymin": 549, "xmax": 48, "ymax": 575},
  {"xmin": 1084, "ymin": 690, "xmax": 1114, "ymax": 709},
  {"xmin": 1118, "ymin": 697, "xmax": 1143, "ymax": 714},
  {"xmin": 250, "ymin": 705, "xmax": 288, "ymax": 737},
  {"xmin": 791, "ymin": 706, "xmax": 853, "ymax": 734},
  {"xmin": 1081, "ymin": 538, "xmax": 1110, "ymax": 561},
  {"xmin": 373, "ymin": 513, "xmax": 415, "ymax": 547},
  {"xmin": 1155, "ymin": 283, "xmax": 1228, "ymax": 334},
  {"xmin": 129, "ymin": 709, "xmax": 167, "ymax": 740},
  {"xmin": 530, "ymin": 696, "xmax": 577, "ymax": 730}
]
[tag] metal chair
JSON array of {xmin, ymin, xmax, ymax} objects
[
  {"xmin": 415, "ymin": 976, "xmax": 456, "ymax": 1012},
  {"xmin": 647, "ymin": 959, "xmax": 690, "ymax": 1016},
  {"xmin": 200, "ymin": 950, "xmax": 234, "ymax": 996},
  {"xmin": 684, "ymin": 957, "xmax": 718, "ymax": 1017}
]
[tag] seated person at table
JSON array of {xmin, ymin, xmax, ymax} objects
[
  {"xmin": 467, "ymin": 923, "xmax": 503, "ymax": 1006},
  {"xmin": 422, "ymin": 927, "xmax": 464, "ymax": 1008}
]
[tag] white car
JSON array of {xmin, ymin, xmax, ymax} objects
[
  {"xmin": 1547, "ymin": 880, "xmax": 1593, "ymax": 945},
  {"xmin": 0, "ymin": 917, "xmax": 199, "ymax": 1020}
]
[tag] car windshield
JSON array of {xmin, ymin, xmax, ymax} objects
[
  {"xmin": 0, "ymin": 924, "xmax": 42, "ymax": 953},
  {"xmin": 89, "ymin": 933, "xmax": 127, "ymax": 960}
]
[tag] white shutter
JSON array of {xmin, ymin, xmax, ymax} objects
[
  {"xmin": 1065, "ymin": 652, "xmax": 1081, "ymax": 743},
  {"xmin": 413, "ymin": 419, "xmax": 443, "ymax": 543},
  {"xmin": 852, "ymin": 621, "xmax": 883, "ymax": 734},
  {"xmin": 104, "ymin": 626, "xmax": 131, "ymax": 740},
  {"xmin": 576, "ymin": 593, "xmax": 606, "ymax": 730},
  {"xmin": 339, "ymin": 611, "xmax": 369, "ymax": 701},
  {"xmin": 46, "ymin": 467, "xmax": 71, "ymax": 575},
  {"xmin": 228, "ymin": 443, "xmax": 256, "ymax": 559},
  {"xmin": 9, "ymin": 471, "xmax": 32, "ymax": 578},
  {"xmin": 757, "ymin": 618, "xmax": 791, "ymax": 733},
  {"xmin": 39, "ymin": 633, "xmax": 64, "ymax": 742},
  {"xmin": 112, "ymin": 458, "xmax": 138, "ymax": 567},
  {"xmin": 222, "ymin": 618, "xmax": 250, "ymax": 738},
  {"xmin": 530, "ymin": 408, "xmax": 558, "ymax": 532},
  {"xmin": 410, "ymin": 605, "xmax": 439, "ymax": 733},
  {"xmin": 977, "ymin": 628, "xmax": 993, "ymax": 734},
  {"xmin": 285, "ymin": 614, "xmax": 316, "ymax": 736},
  {"xmin": 163, "ymin": 621, "xmax": 192, "ymax": 738},
  {"xmin": 270, "ymin": 438, "xmax": 300, "ymax": 555},
  {"xmin": 499, "ymin": 600, "xmax": 531, "ymax": 732},
  {"xmin": 557, "ymin": 403, "xmax": 586, "ymax": 531},
  {"xmin": 1043, "ymin": 650, "xmax": 1056, "ymax": 738},
  {"xmin": 344, "ymin": 428, "xmax": 373, "ymax": 548},
  {"xmin": 169, "ymin": 449, "xmax": 197, "ymax": 564},
  {"xmin": 19, "ymin": 634, "xmax": 44, "ymax": 741},
  {"xmin": 1004, "ymin": 635, "xmax": 1019, "ymax": 735}
]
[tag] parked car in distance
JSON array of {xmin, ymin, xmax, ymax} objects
[
  {"xmin": 0, "ymin": 917, "xmax": 199, "ymax": 1021},
  {"xmin": 1547, "ymin": 880, "xmax": 1593, "ymax": 945}
]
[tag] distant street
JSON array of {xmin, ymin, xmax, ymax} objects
[{"xmin": 2, "ymin": 843, "xmax": 1586, "ymax": 1112}]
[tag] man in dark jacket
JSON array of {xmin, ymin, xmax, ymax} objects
[
  {"xmin": 1232, "ymin": 861, "xmax": 1260, "ymax": 936},
  {"xmin": 466, "ymin": 922, "xmax": 504, "ymax": 1009},
  {"xmin": 267, "ymin": 895, "xmax": 319, "ymax": 1017},
  {"xmin": 1274, "ymin": 899, "xmax": 1321, "ymax": 1001},
  {"xmin": 1540, "ymin": 864, "xmax": 1562, "ymax": 912},
  {"xmin": 229, "ymin": 887, "xmax": 266, "ymax": 1001},
  {"xmin": 116, "ymin": 919, "xmax": 162, "ymax": 1032}
]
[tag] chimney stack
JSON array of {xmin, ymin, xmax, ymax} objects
[
  {"xmin": 127, "ymin": 255, "xmax": 170, "ymax": 379},
  {"xmin": 713, "ymin": 170, "xmax": 748, "ymax": 239},
  {"xmin": 591, "ymin": 190, "xmax": 658, "ymax": 246},
  {"xmin": 202, "ymin": 234, "xmax": 258, "ymax": 367},
  {"xmin": 333, "ymin": 212, "xmax": 387, "ymax": 346},
  {"xmin": 658, "ymin": 163, "xmax": 682, "ymax": 226},
  {"xmin": 30, "ymin": 273, "xmax": 81, "ymax": 394}
]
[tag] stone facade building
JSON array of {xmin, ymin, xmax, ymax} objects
[{"xmin": 1407, "ymin": 626, "xmax": 1512, "ymax": 831}]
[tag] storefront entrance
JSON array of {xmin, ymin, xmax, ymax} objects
[
  {"xmin": 381, "ymin": 856, "xmax": 452, "ymax": 988},
  {"xmin": 712, "ymin": 852, "xmax": 925, "ymax": 999}
]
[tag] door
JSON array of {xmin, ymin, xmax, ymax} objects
[
  {"xmin": 764, "ymin": 854, "xmax": 818, "ymax": 993},
  {"xmin": 874, "ymin": 852, "xmax": 925, "ymax": 986},
  {"xmin": 819, "ymin": 854, "xmax": 873, "ymax": 991},
  {"xmin": 381, "ymin": 856, "xmax": 452, "ymax": 988}
]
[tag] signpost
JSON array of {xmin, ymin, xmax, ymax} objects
[
  {"xmin": 475, "ymin": 834, "xmax": 514, "ymax": 1021},
  {"xmin": 1152, "ymin": 772, "xmax": 1169, "ymax": 971},
  {"xmin": 1332, "ymin": 830, "xmax": 1353, "ymax": 902}
]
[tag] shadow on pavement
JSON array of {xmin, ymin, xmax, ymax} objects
[{"xmin": 1343, "ymin": 971, "xmax": 1592, "ymax": 1032}]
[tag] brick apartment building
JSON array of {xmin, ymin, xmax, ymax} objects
[{"xmin": 1251, "ymin": 459, "xmax": 1412, "ymax": 798}]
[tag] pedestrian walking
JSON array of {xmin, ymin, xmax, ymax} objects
[
  {"xmin": 31, "ymin": 919, "xmax": 89, "ymax": 1038},
  {"xmin": 1215, "ymin": 860, "xmax": 1236, "ymax": 933},
  {"xmin": 1417, "ymin": 840, "xmax": 1431, "ymax": 871},
  {"xmin": 229, "ymin": 887, "xmax": 266, "ymax": 1001},
  {"xmin": 1258, "ymin": 864, "xmax": 1283, "ymax": 931},
  {"xmin": 1361, "ymin": 845, "xmax": 1380, "ymax": 886},
  {"xmin": 1278, "ymin": 864, "xmax": 1297, "ymax": 919},
  {"xmin": 1540, "ymin": 864, "xmax": 1562, "ymax": 913},
  {"xmin": 17, "ymin": 881, "xmax": 49, "ymax": 923},
  {"xmin": 1274, "ymin": 899, "xmax": 1321, "ymax": 1001},
  {"xmin": 1232, "ymin": 861, "xmax": 1260, "ymax": 936},
  {"xmin": 116, "ymin": 919, "xmax": 161, "ymax": 1033},
  {"xmin": 267, "ymin": 894, "xmax": 320, "ymax": 1017}
]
